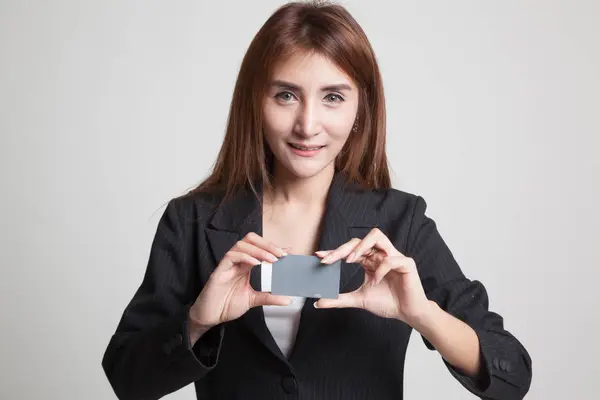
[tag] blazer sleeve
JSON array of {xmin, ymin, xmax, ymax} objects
[
  {"xmin": 102, "ymin": 198, "xmax": 224, "ymax": 400},
  {"xmin": 406, "ymin": 196, "xmax": 532, "ymax": 400}
]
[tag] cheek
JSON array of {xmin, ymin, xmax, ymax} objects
[
  {"xmin": 263, "ymin": 104, "xmax": 294, "ymax": 140},
  {"xmin": 325, "ymin": 113, "xmax": 354, "ymax": 143}
]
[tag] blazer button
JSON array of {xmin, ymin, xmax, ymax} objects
[
  {"xmin": 499, "ymin": 359, "xmax": 513, "ymax": 372},
  {"xmin": 281, "ymin": 376, "xmax": 298, "ymax": 394},
  {"xmin": 492, "ymin": 358, "xmax": 500, "ymax": 370}
]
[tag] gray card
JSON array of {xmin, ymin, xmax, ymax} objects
[{"xmin": 270, "ymin": 254, "xmax": 340, "ymax": 299}]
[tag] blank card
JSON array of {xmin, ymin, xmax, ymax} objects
[{"xmin": 262, "ymin": 254, "xmax": 341, "ymax": 299}]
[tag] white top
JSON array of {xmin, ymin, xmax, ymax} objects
[{"xmin": 261, "ymin": 262, "xmax": 306, "ymax": 358}]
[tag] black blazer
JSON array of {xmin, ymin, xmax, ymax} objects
[{"xmin": 102, "ymin": 173, "xmax": 532, "ymax": 399}]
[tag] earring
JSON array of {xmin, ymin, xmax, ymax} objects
[{"xmin": 352, "ymin": 119, "xmax": 359, "ymax": 132}]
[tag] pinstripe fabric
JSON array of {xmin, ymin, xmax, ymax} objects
[{"xmin": 102, "ymin": 172, "xmax": 532, "ymax": 399}]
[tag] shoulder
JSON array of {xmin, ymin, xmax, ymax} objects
[
  {"xmin": 349, "ymin": 187, "xmax": 432, "ymax": 253},
  {"xmin": 377, "ymin": 187, "xmax": 422, "ymax": 210},
  {"xmin": 359, "ymin": 186, "xmax": 428, "ymax": 226},
  {"xmin": 162, "ymin": 189, "xmax": 224, "ymax": 228}
]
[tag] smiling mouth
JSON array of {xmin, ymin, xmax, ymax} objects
[{"xmin": 288, "ymin": 143, "xmax": 326, "ymax": 151}]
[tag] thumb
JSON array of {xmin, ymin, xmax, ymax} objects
[
  {"xmin": 251, "ymin": 291, "xmax": 293, "ymax": 307},
  {"xmin": 314, "ymin": 292, "xmax": 361, "ymax": 309}
]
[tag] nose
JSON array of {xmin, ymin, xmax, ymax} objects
[{"xmin": 294, "ymin": 100, "xmax": 321, "ymax": 137}]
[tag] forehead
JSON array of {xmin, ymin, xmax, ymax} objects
[{"xmin": 270, "ymin": 51, "xmax": 355, "ymax": 88}]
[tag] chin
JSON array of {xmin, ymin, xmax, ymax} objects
[{"xmin": 279, "ymin": 159, "xmax": 332, "ymax": 180}]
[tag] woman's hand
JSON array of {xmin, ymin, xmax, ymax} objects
[
  {"xmin": 314, "ymin": 228, "xmax": 431, "ymax": 325},
  {"xmin": 189, "ymin": 233, "xmax": 292, "ymax": 331}
]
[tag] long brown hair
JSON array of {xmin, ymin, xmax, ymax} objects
[{"xmin": 192, "ymin": 0, "xmax": 391, "ymax": 202}]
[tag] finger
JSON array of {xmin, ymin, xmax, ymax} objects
[
  {"xmin": 314, "ymin": 250, "xmax": 331, "ymax": 258},
  {"xmin": 347, "ymin": 228, "xmax": 395, "ymax": 263},
  {"xmin": 373, "ymin": 256, "xmax": 415, "ymax": 285},
  {"xmin": 361, "ymin": 250, "xmax": 387, "ymax": 272},
  {"xmin": 221, "ymin": 251, "xmax": 262, "ymax": 270},
  {"xmin": 320, "ymin": 238, "xmax": 361, "ymax": 264},
  {"xmin": 251, "ymin": 291, "xmax": 293, "ymax": 307},
  {"xmin": 373, "ymin": 259, "xmax": 393, "ymax": 285},
  {"xmin": 314, "ymin": 292, "xmax": 362, "ymax": 309},
  {"xmin": 243, "ymin": 232, "xmax": 287, "ymax": 258},
  {"xmin": 235, "ymin": 240, "xmax": 280, "ymax": 263}
]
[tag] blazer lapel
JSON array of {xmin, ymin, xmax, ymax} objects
[
  {"xmin": 205, "ymin": 184, "xmax": 289, "ymax": 365},
  {"xmin": 288, "ymin": 172, "xmax": 379, "ymax": 362},
  {"xmin": 205, "ymin": 172, "xmax": 380, "ymax": 365}
]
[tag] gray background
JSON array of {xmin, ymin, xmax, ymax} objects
[{"xmin": 1, "ymin": 0, "xmax": 598, "ymax": 399}]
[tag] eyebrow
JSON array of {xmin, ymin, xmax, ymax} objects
[{"xmin": 270, "ymin": 79, "xmax": 353, "ymax": 93}]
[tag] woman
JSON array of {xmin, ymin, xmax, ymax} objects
[{"xmin": 102, "ymin": 1, "xmax": 532, "ymax": 399}]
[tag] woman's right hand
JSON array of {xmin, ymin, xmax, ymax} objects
[{"xmin": 188, "ymin": 232, "xmax": 291, "ymax": 338}]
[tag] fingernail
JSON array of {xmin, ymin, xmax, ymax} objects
[
  {"xmin": 313, "ymin": 301, "xmax": 319, "ymax": 308},
  {"xmin": 321, "ymin": 255, "xmax": 331, "ymax": 264},
  {"xmin": 347, "ymin": 252, "xmax": 356, "ymax": 263},
  {"xmin": 315, "ymin": 250, "xmax": 327, "ymax": 256},
  {"xmin": 268, "ymin": 254, "xmax": 278, "ymax": 262}
]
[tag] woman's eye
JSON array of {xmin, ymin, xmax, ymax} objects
[
  {"xmin": 275, "ymin": 91, "xmax": 296, "ymax": 102},
  {"xmin": 274, "ymin": 91, "xmax": 343, "ymax": 103},
  {"xmin": 325, "ymin": 93, "xmax": 344, "ymax": 103}
]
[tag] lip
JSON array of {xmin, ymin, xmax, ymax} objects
[
  {"xmin": 287, "ymin": 142, "xmax": 326, "ymax": 157},
  {"xmin": 288, "ymin": 142, "xmax": 326, "ymax": 148}
]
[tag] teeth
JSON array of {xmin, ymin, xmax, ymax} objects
[{"xmin": 290, "ymin": 144, "xmax": 322, "ymax": 151}]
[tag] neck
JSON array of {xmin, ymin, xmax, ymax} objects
[{"xmin": 265, "ymin": 164, "xmax": 335, "ymax": 208}]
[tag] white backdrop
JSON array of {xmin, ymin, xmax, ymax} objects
[{"xmin": 1, "ymin": 1, "xmax": 598, "ymax": 399}]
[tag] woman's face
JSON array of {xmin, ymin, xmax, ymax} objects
[{"xmin": 262, "ymin": 51, "xmax": 359, "ymax": 180}]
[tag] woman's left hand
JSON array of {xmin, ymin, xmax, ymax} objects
[{"xmin": 314, "ymin": 228, "xmax": 431, "ymax": 325}]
